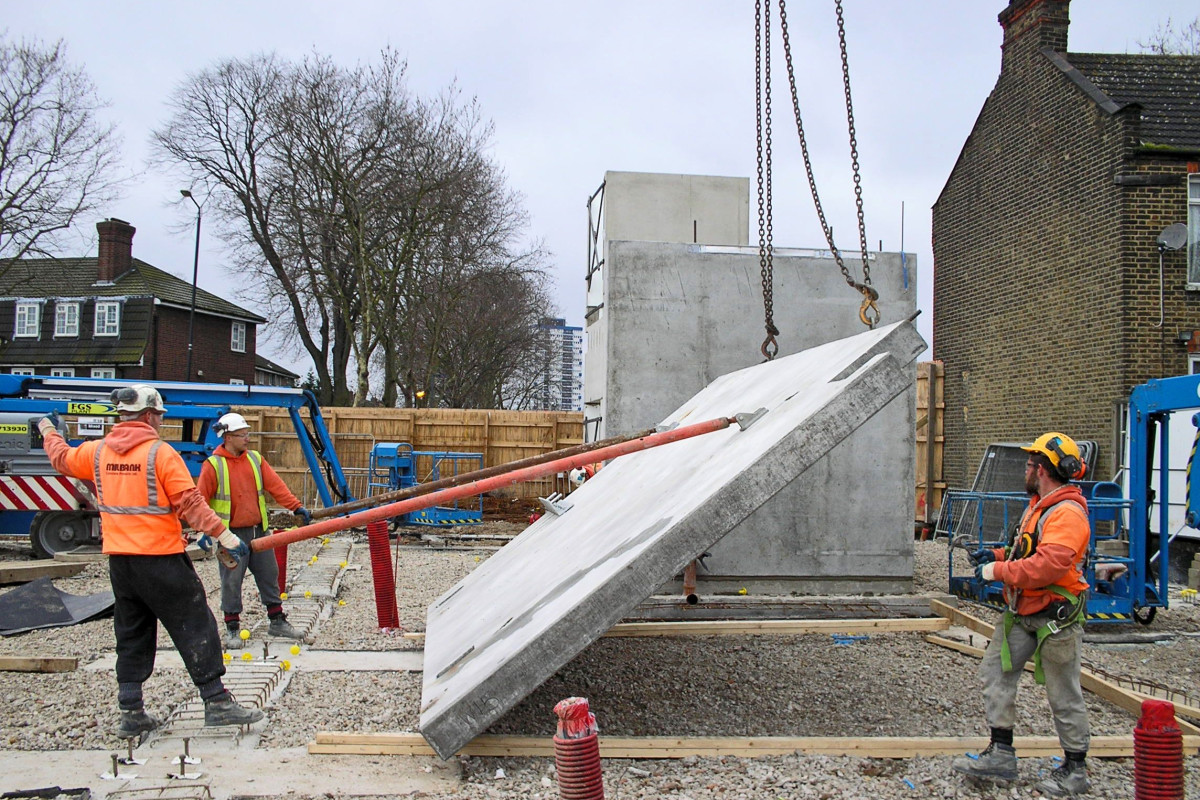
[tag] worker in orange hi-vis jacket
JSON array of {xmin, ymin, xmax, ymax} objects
[
  {"xmin": 38, "ymin": 384, "xmax": 264, "ymax": 739},
  {"xmin": 196, "ymin": 412, "xmax": 310, "ymax": 649}
]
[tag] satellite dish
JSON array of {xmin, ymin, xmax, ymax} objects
[{"xmin": 1157, "ymin": 222, "xmax": 1187, "ymax": 252}]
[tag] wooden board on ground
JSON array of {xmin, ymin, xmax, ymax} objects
[
  {"xmin": 0, "ymin": 560, "xmax": 86, "ymax": 584},
  {"xmin": 0, "ymin": 656, "xmax": 78, "ymax": 673},
  {"xmin": 310, "ymin": 731, "xmax": 1200, "ymax": 759}
]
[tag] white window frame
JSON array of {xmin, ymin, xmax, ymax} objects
[
  {"xmin": 50, "ymin": 367, "xmax": 75, "ymax": 377},
  {"xmin": 9, "ymin": 367, "xmax": 33, "ymax": 375},
  {"xmin": 91, "ymin": 367, "xmax": 116, "ymax": 379},
  {"xmin": 1189, "ymin": 174, "xmax": 1200, "ymax": 287},
  {"xmin": 94, "ymin": 301, "xmax": 121, "ymax": 337},
  {"xmin": 54, "ymin": 302, "xmax": 80, "ymax": 337},
  {"xmin": 229, "ymin": 378, "xmax": 246, "ymax": 385},
  {"xmin": 230, "ymin": 321, "xmax": 247, "ymax": 353},
  {"xmin": 14, "ymin": 302, "xmax": 40, "ymax": 338}
]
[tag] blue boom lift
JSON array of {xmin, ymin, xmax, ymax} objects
[
  {"xmin": 944, "ymin": 373, "xmax": 1200, "ymax": 625},
  {"xmin": 0, "ymin": 375, "xmax": 353, "ymax": 557}
]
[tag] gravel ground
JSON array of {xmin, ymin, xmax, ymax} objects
[{"xmin": 1, "ymin": 530, "xmax": 1197, "ymax": 798}]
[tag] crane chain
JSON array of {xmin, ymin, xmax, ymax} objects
[
  {"xmin": 756, "ymin": 0, "xmax": 779, "ymax": 360},
  {"xmin": 777, "ymin": 0, "xmax": 879, "ymax": 328}
]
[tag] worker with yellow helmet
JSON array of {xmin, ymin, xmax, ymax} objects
[{"xmin": 952, "ymin": 432, "xmax": 1092, "ymax": 796}]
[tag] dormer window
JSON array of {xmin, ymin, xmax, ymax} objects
[
  {"xmin": 14, "ymin": 302, "xmax": 40, "ymax": 338},
  {"xmin": 94, "ymin": 301, "xmax": 121, "ymax": 337},
  {"xmin": 55, "ymin": 302, "xmax": 80, "ymax": 337}
]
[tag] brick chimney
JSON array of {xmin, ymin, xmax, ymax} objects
[
  {"xmin": 96, "ymin": 218, "xmax": 135, "ymax": 283},
  {"xmin": 999, "ymin": 0, "xmax": 1069, "ymax": 69}
]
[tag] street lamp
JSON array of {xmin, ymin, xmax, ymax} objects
[{"xmin": 180, "ymin": 189, "xmax": 201, "ymax": 382}]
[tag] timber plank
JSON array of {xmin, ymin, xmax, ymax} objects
[
  {"xmin": 0, "ymin": 656, "xmax": 78, "ymax": 673},
  {"xmin": 0, "ymin": 560, "xmax": 87, "ymax": 583},
  {"xmin": 309, "ymin": 732, "xmax": 1200, "ymax": 759},
  {"xmin": 929, "ymin": 599, "xmax": 995, "ymax": 636}
]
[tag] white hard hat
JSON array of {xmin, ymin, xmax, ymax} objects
[
  {"xmin": 214, "ymin": 412, "xmax": 250, "ymax": 437},
  {"xmin": 111, "ymin": 384, "xmax": 166, "ymax": 414}
]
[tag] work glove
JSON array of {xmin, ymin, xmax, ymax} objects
[
  {"xmin": 975, "ymin": 562, "xmax": 998, "ymax": 582},
  {"xmin": 968, "ymin": 547, "xmax": 996, "ymax": 566},
  {"xmin": 216, "ymin": 530, "xmax": 250, "ymax": 565},
  {"xmin": 196, "ymin": 534, "xmax": 214, "ymax": 554},
  {"xmin": 37, "ymin": 411, "xmax": 61, "ymax": 438},
  {"xmin": 294, "ymin": 506, "xmax": 312, "ymax": 525}
]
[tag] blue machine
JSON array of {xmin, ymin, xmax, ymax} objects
[
  {"xmin": 0, "ymin": 374, "xmax": 354, "ymax": 556},
  {"xmin": 368, "ymin": 443, "xmax": 483, "ymax": 527},
  {"xmin": 944, "ymin": 373, "xmax": 1200, "ymax": 625}
]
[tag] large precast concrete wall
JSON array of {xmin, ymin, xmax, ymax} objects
[{"xmin": 583, "ymin": 172, "xmax": 918, "ymax": 594}]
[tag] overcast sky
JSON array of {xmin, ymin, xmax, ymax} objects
[{"xmin": 5, "ymin": 1, "xmax": 1196, "ymax": 375}]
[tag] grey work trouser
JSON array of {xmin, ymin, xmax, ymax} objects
[
  {"xmin": 980, "ymin": 607, "xmax": 1090, "ymax": 753},
  {"xmin": 219, "ymin": 525, "xmax": 283, "ymax": 616}
]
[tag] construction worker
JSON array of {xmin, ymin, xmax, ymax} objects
[
  {"xmin": 197, "ymin": 412, "xmax": 311, "ymax": 649},
  {"xmin": 37, "ymin": 385, "xmax": 263, "ymax": 738},
  {"xmin": 952, "ymin": 432, "xmax": 1091, "ymax": 796}
]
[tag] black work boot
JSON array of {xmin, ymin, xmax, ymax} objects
[
  {"xmin": 951, "ymin": 742, "xmax": 1018, "ymax": 782},
  {"xmin": 268, "ymin": 614, "xmax": 303, "ymax": 639},
  {"xmin": 116, "ymin": 708, "xmax": 160, "ymax": 738},
  {"xmin": 1036, "ymin": 758, "xmax": 1090, "ymax": 796},
  {"xmin": 204, "ymin": 693, "xmax": 264, "ymax": 727}
]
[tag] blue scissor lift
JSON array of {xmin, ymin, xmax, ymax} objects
[{"xmin": 368, "ymin": 443, "xmax": 483, "ymax": 527}]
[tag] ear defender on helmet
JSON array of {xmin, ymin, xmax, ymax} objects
[{"xmin": 1045, "ymin": 436, "xmax": 1084, "ymax": 481}]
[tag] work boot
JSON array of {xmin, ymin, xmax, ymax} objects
[
  {"xmin": 116, "ymin": 708, "xmax": 160, "ymax": 738},
  {"xmin": 1035, "ymin": 760, "xmax": 1090, "ymax": 796},
  {"xmin": 951, "ymin": 742, "xmax": 1018, "ymax": 782},
  {"xmin": 267, "ymin": 615, "xmax": 303, "ymax": 639},
  {"xmin": 222, "ymin": 627, "xmax": 243, "ymax": 650},
  {"xmin": 204, "ymin": 694, "xmax": 264, "ymax": 727}
]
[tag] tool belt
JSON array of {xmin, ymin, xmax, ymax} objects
[{"xmin": 999, "ymin": 584, "xmax": 1085, "ymax": 685}]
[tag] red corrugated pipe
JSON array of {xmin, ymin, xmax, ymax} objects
[
  {"xmin": 1134, "ymin": 698, "xmax": 1183, "ymax": 800},
  {"xmin": 274, "ymin": 542, "xmax": 288, "ymax": 595},
  {"xmin": 366, "ymin": 519, "xmax": 400, "ymax": 630},
  {"xmin": 250, "ymin": 415, "xmax": 740, "ymax": 554},
  {"xmin": 553, "ymin": 697, "xmax": 604, "ymax": 800}
]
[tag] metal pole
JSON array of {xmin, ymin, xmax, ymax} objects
[
  {"xmin": 181, "ymin": 191, "xmax": 201, "ymax": 381},
  {"xmin": 251, "ymin": 414, "xmax": 739, "ymax": 552}
]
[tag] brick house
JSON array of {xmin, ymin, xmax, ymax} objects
[
  {"xmin": 932, "ymin": 0, "xmax": 1200, "ymax": 485},
  {"xmin": 0, "ymin": 218, "xmax": 266, "ymax": 383}
]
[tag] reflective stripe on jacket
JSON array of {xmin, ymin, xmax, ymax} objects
[
  {"xmin": 91, "ymin": 438, "xmax": 186, "ymax": 555},
  {"xmin": 205, "ymin": 451, "xmax": 270, "ymax": 529}
]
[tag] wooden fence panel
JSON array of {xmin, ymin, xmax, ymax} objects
[
  {"xmin": 915, "ymin": 361, "xmax": 945, "ymax": 529},
  {"xmin": 236, "ymin": 406, "xmax": 583, "ymax": 506}
]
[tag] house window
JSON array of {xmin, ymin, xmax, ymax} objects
[
  {"xmin": 51, "ymin": 367, "xmax": 74, "ymax": 377},
  {"xmin": 94, "ymin": 301, "xmax": 120, "ymax": 336},
  {"xmin": 14, "ymin": 302, "xmax": 40, "ymax": 338},
  {"xmin": 54, "ymin": 302, "xmax": 80, "ymax": 337},
  {"xmin": 9, "ymin": 367, "xmax": 33, "ymax": 375},
  {"xmin": 91, "ymin": 368, "xmax": 116, "ymax": 379},
  {"xmin": 231, "ymin": 321, "xmax": 246, "ymax": 353},
  {"xmin": 1190, "ymin": 174, "xmax": 1200, "ymax": 285}
]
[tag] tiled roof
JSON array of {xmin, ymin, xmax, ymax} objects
[
  {"xmin": 0, "ymin": 258, "xmax": 266, "ymax": 322},
  {"xmin": 1062, "ymin": 52, "xmax": 1200, "ymax": 150},
  {"xmin": 255, "ymin": 353, "xmax": 300, "ymax": 379}
]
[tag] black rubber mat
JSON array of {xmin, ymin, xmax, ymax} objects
[{"xmin": 0, "ymin": 576, "xmax": 113, "ymax": 636}]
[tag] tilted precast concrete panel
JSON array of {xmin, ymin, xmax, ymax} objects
[{"xmin": 419, "ymin": 321, "xmax": 926, "ymax": 758}]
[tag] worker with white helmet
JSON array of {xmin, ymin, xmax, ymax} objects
[
  {"xmin": 197, "ymin": 411, "xmax": 311, "ymax": 649},
  {"xmin": 37, "ymin": 384, "xmax": 263, "ymax": 737}
]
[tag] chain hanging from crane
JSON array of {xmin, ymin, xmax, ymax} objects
[{"xmin": 756, "ymin": 0, "xmax": 880, "ymax": 362}]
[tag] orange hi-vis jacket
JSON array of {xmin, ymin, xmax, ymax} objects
[
  {"xmin": 196, "ymin": 444, "xmax": 301, "ymax": 529},
  {"xmin": 43, "ymin": 421, "xmax": 227, "ymax": 556},
  {"xmin": 991, "ymin": 483, "xmax": 1091, "ymax": 616}
]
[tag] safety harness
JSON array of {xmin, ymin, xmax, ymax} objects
[{"xmin": 998, "ymin": 498, "xmax": 1087, "ymax": 685}]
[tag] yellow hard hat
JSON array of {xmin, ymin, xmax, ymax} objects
[{"xmin": 1022, "ymin": 432, "xmax": 1085, "ymax": 480}]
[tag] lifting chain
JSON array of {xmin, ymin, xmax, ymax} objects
[
  {"xmin": 776, "ymin": 0, "xmax": 879, "ymax": 328},
  {"xmin": 756, "ymin": 0, "xmax": 778, "ymax": 360}
]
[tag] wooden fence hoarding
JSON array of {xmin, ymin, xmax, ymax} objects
[
  {"xmin": 915, "ymin": 361, "xmax": 945, "ymax": 532},
  {"xmin": 232, "ymin": 407, "xmax": 583, "ymax": 508}
]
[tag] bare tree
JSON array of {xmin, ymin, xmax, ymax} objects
[
  {"xmin": 0, "ymin": 33, "xmax": 122, "ymax": 264},
  {"xmin": 1138, "ymin": 16, "xmax": 1200, "ymax": 55}
]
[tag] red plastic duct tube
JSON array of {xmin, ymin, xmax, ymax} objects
[
  {"xmin": 1134, "ymin": 699, "xmax": 1183, "ymax": 800},
  {"xmin": 553, "ymin": 697, "xmax": 604, "ymax": 800},
  {"xmin": 250, "ymin": 415, "xmax": 736, "ymax": 554},
  {"xmin": 366, "ymin": 520, "xmax": 400, "ymax": 630},
  {"xmin": 274, "ymin": 542, "xmax": 288, "ymax": 596}
]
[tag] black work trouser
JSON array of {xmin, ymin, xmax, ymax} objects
[{"xmin": 109, "ymin": 553, "xmax": 225, "ymax": 694}]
